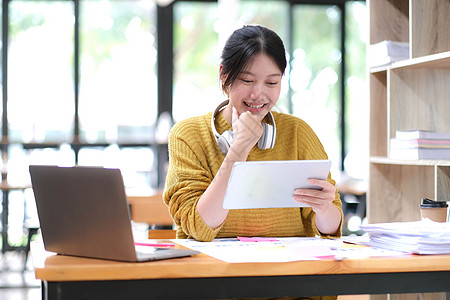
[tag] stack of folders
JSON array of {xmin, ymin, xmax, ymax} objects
[
  {"xmin": 368, "ymin": 40, "xmax": 409, "ymax": 68},
  {"xmin": 389, "ymin": 130, "xmax": 450, "ymax": 160},
  {"xmin": 360, "ymin": 219, "xmax": 450, "ymax": 255}
]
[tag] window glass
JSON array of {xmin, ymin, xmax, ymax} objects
[
  {"xmin": 5, "ymin": 144, "xmax": 73, "ymax": 187},
  {"xmin": 173, "ymin": 1, "xmax": 291, "ymax": 122},
  {"xmin": 8, "ymin": 1, "xmax": 74, "ymax": 143},
  {"xmin": 79, "ymin": 0, "xmax": 157, "ymax": 143},
  {"xmin": 291, "ymin": 5, "xmax": 341, "ymax": 172},
  {"xmin": 4, "ymin": 0, "xmax": 367, "ymax": 193},
  {"xmin": 172, "ymin": 1, "xmax": 220, "ymax": 122},
  {"xmin": 77, "ymin": 145, "xmax": 154, "ymax": 191},
  {"xmin": 236, "ymin": 0, "xmax": 290, "ymax": 113},
  {"xmin": 344, "ymin": 1, "xmax": 368, "ymax": 180}
]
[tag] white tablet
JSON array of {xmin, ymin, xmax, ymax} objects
[{"xmin": 223, "ymin": 160, "xmax": 332, "ymax": 209}]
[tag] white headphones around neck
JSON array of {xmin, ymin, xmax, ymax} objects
[{"xmin": 211, "ymin": 100, "xmax": 276, "ymax": 155}]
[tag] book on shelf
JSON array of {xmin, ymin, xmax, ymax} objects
[
  {"xmin": 389, "ymin": 147, "xmax": 450, "ymax": 160},
  {"xmin": 396, "ymin": 130, "xmax": 450, "ymax": 140},
  {"xmin": 368, "ymin": 40, "xmax": 409, "ymax": 67},
  {"xmin": 390, "ymin": 131, "xmax": 450, "ymax": 160},
  {"xmin": 390, "ymin": 138, "xmax": 450, "ymax": 149}
]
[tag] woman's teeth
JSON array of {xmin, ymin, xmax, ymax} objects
[{"xmin": 245, "ymin": 102, "xmax": 265, "ymax": 109}]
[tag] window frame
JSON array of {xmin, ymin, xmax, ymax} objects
[{"xmin": 0, "ymin": 0, "xmax": 365, "ymax": 188}]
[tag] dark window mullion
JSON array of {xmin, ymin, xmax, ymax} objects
[
  {"xmin": 2, "ymin": 0, "xmax": 8, "ymax": 143},
  {"xmin": 157, "ymin": 3, "xmax": 174, "ymax": 117},
  {"xmin": 74, "ymin": 0, "xmax": 80, "ymax": 161},
  {"xmin": 287, "ymin": 1, "xmax": 294, "ymax": 115},
  {"xmin": 155, "ymin": 3, "xmax": 174, "ymax": 188},
  {"xmin": 339, "ymin": 3, "xmax": 346, "ymax": 171}
]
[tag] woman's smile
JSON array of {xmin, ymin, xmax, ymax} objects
[{"xmin": 244, "ymin": 101, "xmax": 266, "ymax": 109}]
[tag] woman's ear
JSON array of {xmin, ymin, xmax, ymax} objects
[
  {"xmin": 219, "ymin": 65, "xmax": 229, "ymax": 96},
  {"xmin": 219, "ymin": 65, "xmax": 226, "ymax": 82}
]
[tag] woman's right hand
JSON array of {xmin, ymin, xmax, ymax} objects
[{"xmin": 230, "ymin": 106, "xmax": 263, "ymax": 158}]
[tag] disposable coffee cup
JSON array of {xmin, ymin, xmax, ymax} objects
[{"xmin": 420, "ymin": 198, "xmax": 448, "ymax": 222}]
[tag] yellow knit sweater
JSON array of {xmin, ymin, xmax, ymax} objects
[{"xmin": 163, "ymin": 110, "xmax": 343, "ymax": 242}]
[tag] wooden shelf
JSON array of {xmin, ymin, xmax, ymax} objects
[
  {"xmin": 392, "ymin": 51, "xmax": 450, "ymax": 69},
  {"xmin": 370, "ymin": 156, "xmax": 450, "ymax": 167},
  {"xmin": 368, "ymin": 1, "xmax": 450, "ymax": 226},
  {"xmin": 368, "ymin": 3, "xmax": 450, "ymax": 299},
  {"xmin": 370, "ymin": 51, "xmax": 450, "ymax": 73}
]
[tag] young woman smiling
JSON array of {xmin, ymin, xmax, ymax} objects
[{"xmin": 163, "ymin": 25, "xmax": 342, "ymax": 245}]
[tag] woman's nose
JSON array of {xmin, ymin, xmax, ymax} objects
[{"xmin": 249, "ymin": 83, "xmax": 263, "ymax": 99}]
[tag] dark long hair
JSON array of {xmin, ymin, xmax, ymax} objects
[{"xmin": 220, "ymin": 25, "xmax": 287, "ymax": 93}]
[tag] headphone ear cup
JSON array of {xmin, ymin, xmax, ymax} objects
[
  {"xmin": 217, "ymin": 130, "xmax": 233, "ymax": 154},
  {"xmin": 257, "ymin": 124, "xmax": 267, "ymax": 149},
  {"xmin": 266, "ymin": 123, "xmax": 274, "ymax": 148},
  {"xmin": 258, "ymin": 123, "xmax": 274, "ymax": 150}
]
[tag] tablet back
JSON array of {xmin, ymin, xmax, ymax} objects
[{"xmin": 223, "ymin": 160, "xmax": 332, "ymax": 209}]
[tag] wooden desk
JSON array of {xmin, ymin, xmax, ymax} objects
[{"xmin": 31, "ymin": 242, "xmax": 450, "ymax": 300}]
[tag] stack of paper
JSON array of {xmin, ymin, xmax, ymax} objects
[
  {"xmin": 360, "ymin": 219, "xmax": 450, "ymax": 254},
  {"xmin": 368, "ymin": 40, "xmax": 409, "ymax": 67},
  {"xmin": 389, "ymin": 130, "xmax": 450, "ymax": 160}
]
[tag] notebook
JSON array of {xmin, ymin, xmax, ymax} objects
[
  {"xmin": 29, "ymin": 165, "xmax": 199, "ymax": 262},
  {"xmin": 223, "ymin": 160, "xmax": 332, "ymax": 209}
]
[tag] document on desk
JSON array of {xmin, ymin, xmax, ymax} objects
[
  {"xmin": 360, "ymin": 219, "xmax": 450, "ymax": 254},
  {"xmin": 174, "ymin": 237, "xmax": 409, "ymax": 263}
]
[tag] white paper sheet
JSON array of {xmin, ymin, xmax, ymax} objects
[{"xmin": 173, "ymin": 237, "xmax": 409, "ymax": 263}]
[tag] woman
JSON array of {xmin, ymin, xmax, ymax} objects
[{"xmin": 163, "ymin": 25, "xmax": 342, "ymax": 242}]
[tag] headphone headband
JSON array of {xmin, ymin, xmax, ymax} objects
[{"xmin": 210, "ymin": 100, "xmax": 229, "ymax": 140}]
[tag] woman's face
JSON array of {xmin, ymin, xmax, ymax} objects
[{"xmin": 221, "ymin": 53, "xmax": 282, "ymax": 121}]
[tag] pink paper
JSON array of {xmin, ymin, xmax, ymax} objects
[{"xmin": 237, "ymin": 237, "xmax": 280, "ymax": 242}]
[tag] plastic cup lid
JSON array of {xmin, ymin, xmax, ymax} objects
[{"xmin": 420, "ymin": 198, "xmax": 448, "ymax": 208}]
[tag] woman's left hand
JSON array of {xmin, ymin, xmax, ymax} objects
[{"xmin": 293, "ymin": 178, "xmax": 336, "ymax": 215}]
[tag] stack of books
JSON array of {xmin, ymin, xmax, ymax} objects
[
  {"xmin": 368, "ymin": 40, "xmax": 409, "ymax": 68},
  {"xmin": 360, "ymin": 219, "xmax": 450, "ymax": 255},
  {"xmin": 389, "ymin": 130, "xmax": 450, "ymax": 160}
]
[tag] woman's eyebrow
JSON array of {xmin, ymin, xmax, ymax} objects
[{"xmin": 240, "ymin": 71, "xmax": 282, "ymax": 77}]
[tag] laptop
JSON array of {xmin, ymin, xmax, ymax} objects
[{"xmin": 29, "ymin": 165, "xmax": 199, "ymax": 262}]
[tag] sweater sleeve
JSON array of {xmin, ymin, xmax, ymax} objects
[{"xmin": 163, "ymin": 119, "xmax": 224, "ymax": 241}]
